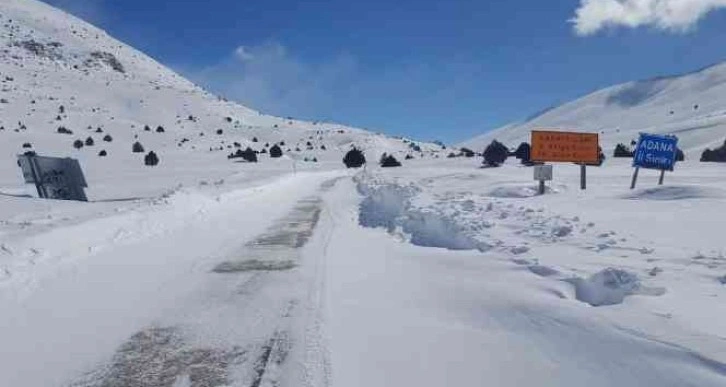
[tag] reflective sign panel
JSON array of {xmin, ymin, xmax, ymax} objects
[{"xmin": 531, "ymin": 130, "xmax": 599, "ymax": 164}]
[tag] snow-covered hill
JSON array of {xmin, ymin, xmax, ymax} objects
[
  {"xmin": 462, "ymin": 61, "xmax": 726, "ymax": 156},
  {"xmin": 0, "ymin": 0, "xmax": 443, "ymax": 199}
]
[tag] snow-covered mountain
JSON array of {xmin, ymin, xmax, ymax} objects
[
  {"xmin": 462, "ymin": 61, "xmax": 726, "ymax": 156},
  {"xmin": 0, "ymin": 0, "xmax": 442, "ymax": 198}
]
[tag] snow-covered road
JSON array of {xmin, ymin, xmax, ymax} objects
[{"xmin": 0, "ymin": 171, "xmax": 345, "ymax": 386}]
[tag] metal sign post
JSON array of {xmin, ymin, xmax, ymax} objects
[
  {"xmin": 580, "ymin": 164, "xmax": 587, "ymax": 190},
  {"xmin": 630, "ymin": 167, "xmax": 640, "ymax": 190},
  {"xmin": 534, "ymin": 164, "xmax": 553, "ymax": 195},
  {"xmin": 631, "ymin": 133, "xmax": 678, "ymax": 190}
]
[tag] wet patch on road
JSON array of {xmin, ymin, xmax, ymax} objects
[
  {"xmin": 213, "ymin": 259, "xmax": 296, "ymax": 273},
  {"xmin": 213, "ymin": 197, "xmax": 323, "ymax": 273},
  {"xmin": 70, "ymin": 327, "xmax": 246, "ymax": 387}
]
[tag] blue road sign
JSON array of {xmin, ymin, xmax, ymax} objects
[{"xmin": 633, "ymin": 133, "xmax": 679, "ymax": 171}]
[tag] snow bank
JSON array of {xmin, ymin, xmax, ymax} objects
[
  {"xmin": 488, "ymin": 184, "xmax": 554, "ymax": 198},
  {"xmin": 567, "ymin": 268, "xmax": 666, "ymax": 307},
  {"xmin": 623, "ymin": 186, "xmax": 723, "ymax": 201},
  {"xmin": 567, "ymin": 268, "xmax": 642, "ymax": 306},
  {"xmin": 356, "ymin": 178, "xmax": 489, "ymax": 251}
]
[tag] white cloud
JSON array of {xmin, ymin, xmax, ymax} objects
[
  {"xmin": 571, "ymin": 0, "xmax": 726, "ymax": 35},
  {"xmin": 189, "ymin": 41, "xmax": 359, "ymax": 120},
  {"xmin": 233, "ymin": 46, "xmax": 256, "ymax": 62}
]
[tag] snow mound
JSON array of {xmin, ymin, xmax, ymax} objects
[
  {"xmin": 623, "ymin": 186, "xmax": 723, "ymax": 201},
  {"xmin": 567, "ymin": 268, "xmax": 641, "ymax": 306},
  {"xmin": 528, "ymin": 265, "xmax": 560, "ymax": 277},
  {"xmin": 567, "ymin": 268, "xmax": 666, "ymax": 307},
  {"xmin": 488, "ymin": 184, "xmax": 555, "ymax": 198},
  {"xmin": 357, "ymin": 180, "xmax": 489, "ymax": 252}
]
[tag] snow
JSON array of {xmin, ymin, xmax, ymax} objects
[{"xmin": 0, "ymin": 0, "xmax": 725, "ymax": 386}]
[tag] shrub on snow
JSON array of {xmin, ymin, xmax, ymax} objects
[
  {"xmin": 269, "ymin": 144, "xmax": 283, "ymax": 158},
  {"xmin": 343, "ymin": 148, "xmax": 366, "ymax": 168},
  {"xmin": 483, "ymin": 140, "xmax": 508, "ymax": 167}
]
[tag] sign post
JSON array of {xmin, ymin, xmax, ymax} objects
[
  {"xmin": 17, "ymin": 154, "xmax": 88, "ymax": 201},
  {"xmin": 631, "ymin": 133, "xmax": 678, "ymax": 190},
  {"xmin": 531, "ymin": 130, "xmax": 600, "ymax": 191},
  {"xmin": 533, "ymin": 164, "xmax": 553, "ymax": 195}
]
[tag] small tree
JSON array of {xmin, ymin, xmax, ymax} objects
[
  {"xmin": 99, "ymin": 150, "xmax": 108, "ymax": 157},
  {"xmin": 144, "ymin": 151, "xmax": 159, "ymax": 166},
  {"xmin": 156, "ymin": 126, "xmax": 165, "ymax": 133},
  {"xmin": 252, "ymin": 137, "xmax": 258, "ymax": 143},
  {"xmin": 144, "ymin": 125, "xmax": 151, "ymax": 132},
  {"xmin": 269, "ymin": 144, "xmax": 283, "ymax": 158},
  {"xmin": 85, "ymin": 137, "xmax": 94, "ymax": 146},
  {"xmin": 483, "ymin": 140, "xmax": 508, "ymax": 167},
  {"xmin": 380, "ymin": 154, "xmax": 402, "ymax": 168},
  {"xmin": 103, "ymin": 134, "xmax": 113, "ymax": 142},
  {"xmin": 613, "ymin": 143, "xmax": 633, "ymax": 158},
  {"xmin": 514, "ymin": 142, "xmax": 531, "ymax": 164},
  {"xmin": 701, "ymin": 140, "xmax": 726, "ymax": 162},
  {"xmin": 132, "ymin": 141, "xmax": 145, "ymax": 153},
  {"xmin": 216, "ymin": 129, "xmax": 223, "ymax": 135},
  {"xmin": 343, "ymin": 148, "xmax": 366, "ymax": 168},
  {"xmin": 241, "ymin": 147, "xmax": 257, "ymax": 162},
  {"xmin": 675, "ymin": 148, "xmax": 685, "ymax": 162},
  {"xmin": 73, "ymin": 139, "xmax": 84, "ymax": 149}
]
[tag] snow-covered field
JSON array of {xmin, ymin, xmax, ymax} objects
[
  {"xmin": 2, "ymin": 155, "xmax": 726, "ymax": 386},
  {"xmin": 1, "ymin": 0, "xmax": 726, "ymax": 386}
]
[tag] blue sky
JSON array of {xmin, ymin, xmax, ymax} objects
[{"xmin": 45, "ymin": 0, "xmax": 726, "ymax": 143}]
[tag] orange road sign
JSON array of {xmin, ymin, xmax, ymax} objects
[{"xmin": 531, "ymin": 130, "xmax": 599, "ymax": 164}]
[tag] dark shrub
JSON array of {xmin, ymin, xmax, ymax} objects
[
  {"xmin": 22, "ymin": 142, "xmax": 32, "ymax": 148},
  {"xmin": 269, "ymin": 144, "xmax": 283, "ymax": 158},
  {"xmin": 447, "ymin": 152, "xmax": 457, "ymax": 158},
  {"xmin": 95, "ymin": 127, "xmax": 103, "ymax": 133},
  {"xmin": 483, "ymin": 140, "xmax": 508, "ymax": 166},
  {"xmin": 514, "ymin": 142, "xmax": 531, "ymax": 163},
  {"xmin": 252, "ymin": 137, "xmax": 258, "ymax": 142},
  {"xmin": 85, "ymin": 137, "xmax": 94, "ymax": 146},
  {"xmin": 701, "ymin": 140, "xmax": 726, "ymax": 162},
  {"xmin": 57, "ymin": 126, "xmax": 72, "ymax": 134},
  {"xmin": 132, "ymin": 141, "xmax": 145, "ymax": 153},
  {"xmin": 229, "ymin": 148, "xmax": 257, "ymax": 162},
  {"xmin": 613, "ymin": 143, "xmax": 633, "ymax": 158},
  {"xmin": 380, "ymin": 154, "xmax": 402, "ymax": 168},
  {"xmin": 216, "ymin": 129, "xmax": 223, "ymax": 135},
  {"xmin": 103, "ymin": 134, "xmax": 113, "ymax": 142},
  {"xmin": 73, "ymin": 139, "xmax": 84, "ymax": 149},
  {"xmin": 405, "ymin": 154, "xmax": 414, "ymax": 160},
  {"xmin": 144, "ymin": 151, "xmax": 159, "ymax": 166},
  {"xmin": 676, "ymin": 148, "xmax": 685, "ymax": 162},
  {"xmin": 260, "ymin": 148, "xmax": 267, "ymax": 154},
  {"xmin": 144, "ymin": 125, "xmax": 151, "ymax": 131},
  {"xmin": 99, "ymin": 150, "xmax": 107, "ymax": 157},
  {"xmin": 460, "ymin": 148, "xmax": 475, "ymax": 158},
  {"xmin": 233, "ymin": 142, "xmax": 241, "ymax": 148},
  {"xmin": 320, "ymin": 145, "xmax": 326, "ymax": 150},
  {"xmin": 156, "ymin": 126, "xmax": 165, "ymax": 133},
  {"xmin": 343, "ymin": 148, "xmax": 366, "ymax": 168}
]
